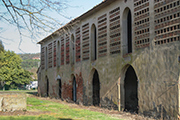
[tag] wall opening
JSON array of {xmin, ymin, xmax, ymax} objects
[
  {"xmin": 57, "ymin": 41, "xmax": 60, "ymax": 67},
  {"xmin": 46, "ymin": 76, "xmax": 49, "ymax": 97},
  {"xmin": 71, "ymin": 35, "xmax": 75, "ymax": 65},
  {"xmin": 122, "ymin": 8, "xmax": 132, "ymax": 55},
  {"xmin": 92, "ymin": 70, "xmax": 100, "ymax": 106},
  {"xmin": 45, "ymin": 47, "xmax": 48, "ymax": 69},
  {"xmin": 124, "ymin": 66, "xmax": 138, "ymax": 113},
  {"xmin": 59, "ymin": 79, "xmax": 61, "ymax": 98},
  {"xmin": 91, "ymin": 24, "xmax": 97, "ymax": 61},
  {"xmin": 127, "ymin": 10, "xmax": 132, "ymax": 53},
  {"xmin": 72, "ymin": 76, "xmax": 77, "ymax": 102}
]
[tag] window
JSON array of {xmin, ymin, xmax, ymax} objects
[
  {"xmin": 75, "ymin": 28, "xmax": 81, "ymax": 62},
  {"xmin": 53, "ymin": 41, "xmax": 56, "ymax": 67},
  {"xmin": 82, "ymin": 23, "xmax": 90, "ymax": 60},
  {"xmin": 66, "ymin": 35, "xmax": 70, "ymax": 64},
  {"xmin": 98, "ymin": 14, "xmax": 107, "ymax": 57},
  {"xmin": 71, "ymin": 34, "xmax": 75, "ymax": 65},
  {"xmin": 61, "ymin": 36, "xmax": 65, "ymax": 65},
  {"xmin": 91, "ymin": 24, "xmax": 97, "ymax": 60}
]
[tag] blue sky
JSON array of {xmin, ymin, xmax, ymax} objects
[{"xmin": 1, "ymin": 0, "xmax": 102, "ymax": 53}]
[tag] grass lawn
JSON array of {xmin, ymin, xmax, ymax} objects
[{"xmin": 0, "ymin": 96, "xmax": 121, "ymax": 120}]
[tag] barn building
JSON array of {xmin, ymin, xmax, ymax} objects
[{"xmin": 37, "ymin": 0, "xmax": 180, "ymax": 118}]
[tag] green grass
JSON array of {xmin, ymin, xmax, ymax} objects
[
  {"xmin": 0, "ymin": 90, "xmax": 38, "ymax": 96},
  {"xmin": 0, "ymin": 96, "xmax": 121, "ymax": 120},
  {"xmin": 0, "ymin": 116, "xmax": 59, "ymax": 120},
  {"xmin": 0, "ymin": 89, "xmax": 37, "ymax": 92}
]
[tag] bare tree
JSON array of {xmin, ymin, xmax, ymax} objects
[{"xmin": 0, "ymin": 0, "xmax": 71, "ymax": 51}]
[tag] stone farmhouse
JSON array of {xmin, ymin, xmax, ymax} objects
[{"xmin": 37, "ymin": 0, "xmax": 180, "ymax": 119}]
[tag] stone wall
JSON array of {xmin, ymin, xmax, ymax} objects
[
  {"xmin": 132, "ymin": 43, "xmax": 180, "ymax": 119},
  {"xmin": 0, "ymin": 92, "xmax": 26, "ymax": 111}
]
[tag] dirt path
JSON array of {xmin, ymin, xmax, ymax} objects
[
  {"xmin": 0, "ymin": 111, "xmax": 50, "ymax": 116},
  {"xmin": 0, "ymin": 94, "xmax": 154, "ymax": 120},
  {"xmin": 29, "ymin": 95, "xmax": 154, "ymax": 120}
]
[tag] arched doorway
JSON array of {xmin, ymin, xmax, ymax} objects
[
  {"xmin": 92, "ymin": 70, "xmax": 100, "ymax": 106},
  {"xmin": 46, "ymin": 76, "xmax": 49, "ymax": 97},
  {"xmin": 124, "ymin": 65, "xmax": 138, "ymax": 113},
  {"xmin": 59, "ymin": 79, "xmax": 61, "ymax": 98},
  {"xmin": 122, "ymin": 8, "xmax": 132, "ymax": 55},
  {"xmin": 72, "ymin": 75, "xmax": 77, "ymax": 102},
  {"xmin": 91, "ymin": 24, "xmax": 97, "ymax": 61}
]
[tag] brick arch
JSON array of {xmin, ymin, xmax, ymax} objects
[
  {"xmin": 62, "ymin": 74, "xmax": 74, "ymax": 101},
  {"xmin": 62, "ymin": 73, "xmax": 83, "ymax": 103},
  {"xmin": 75, "ymin": 72, "xmax": 83, "ymax": 103}
]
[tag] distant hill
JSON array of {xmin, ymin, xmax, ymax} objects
[
  {"xmin": 19, "ymin": 53, "xmax": 40, "ymax": 60},
  {"xmin": 18, "ymin": 53, "xmax": 40, "ymax": 80}
]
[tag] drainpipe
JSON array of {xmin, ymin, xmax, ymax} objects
[{"xmin": 117, "ymin": 81, "xmax": 120, "ymax": 111}]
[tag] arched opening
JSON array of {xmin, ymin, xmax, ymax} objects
[
  {"xmin": 91, "ymin": 24, "xmax": 97, "ymax": 61},
  {"xmin": 45, "ymin": 47, "xmax": 48, "ymax": 69},
  {"xmin": 124, "ymin": 65, "xmax": 138, "ymax": 113},
  {"xmin": 46, "ymin": 76, "xmax": 49, "ymax": 97},
  {"xmin": 127, "ymin": 10, "xmax": 132, "ymax": 53},
  {"xmin": 92, "ymin": 70, "xmax": 100, "ymax": 106},
  {"xmin": 72, "ymin": 75, "xmax": 77, "ymax": 102},
  {"xmin": 59, "ymin": 79, "xmax": 61, "ymax": 98},
  {"xmin": 122, "ymin": 8, "xmax": 132, "ymax": 55},
  {"xmin": 57, "ymin": 41, "xmax": 60, "ymax": 67},
  {"xmin": 71, "ymin": 35, "xmax": 75, "ymax": 65}
]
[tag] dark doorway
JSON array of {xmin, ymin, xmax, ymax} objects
[
  {"xmin": 124, "ymin": 66, "xmax": 138, "ymax": 113},
  {"xmin": 46, "ymin": 76, "xmax": 49, "ymax": 97},
  {"xmin": 72, "ymin": 76, "xmax": 77, "ymax": 102},
  {"xmin": 92, "ymin": 70, "xmax": 100, "ymax": 106},
  {"xmin": 59, "ymin": 79, "xmax": 61, "ymax": 98},
  {"xmin": 91, "ymin": 24, "xmax": 97, "ymax": 61},
  {"xmin": 127, "ymin": 10, "xmax": 132, "ymax": 53}
]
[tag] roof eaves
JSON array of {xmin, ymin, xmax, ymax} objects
[{"xmin": 37, "ymin": 0, "xmax": 114, "ymax": 44}]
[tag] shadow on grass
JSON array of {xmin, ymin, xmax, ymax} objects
[
  {"xmin": 58, "ymin": 118, "xmax": 72, "ymax": 120},
  {"xmin": 26, "ymin": 91, "xmax": 38, "ymax": 96}
]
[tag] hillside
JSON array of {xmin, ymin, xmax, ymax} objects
[
  {"xmin": 19, "ymin": 53, "xmax": 40, "ymax": 60},
  {"xmin": 18, "ymin": 53, "xmax": 40, "ymax": 79}
]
